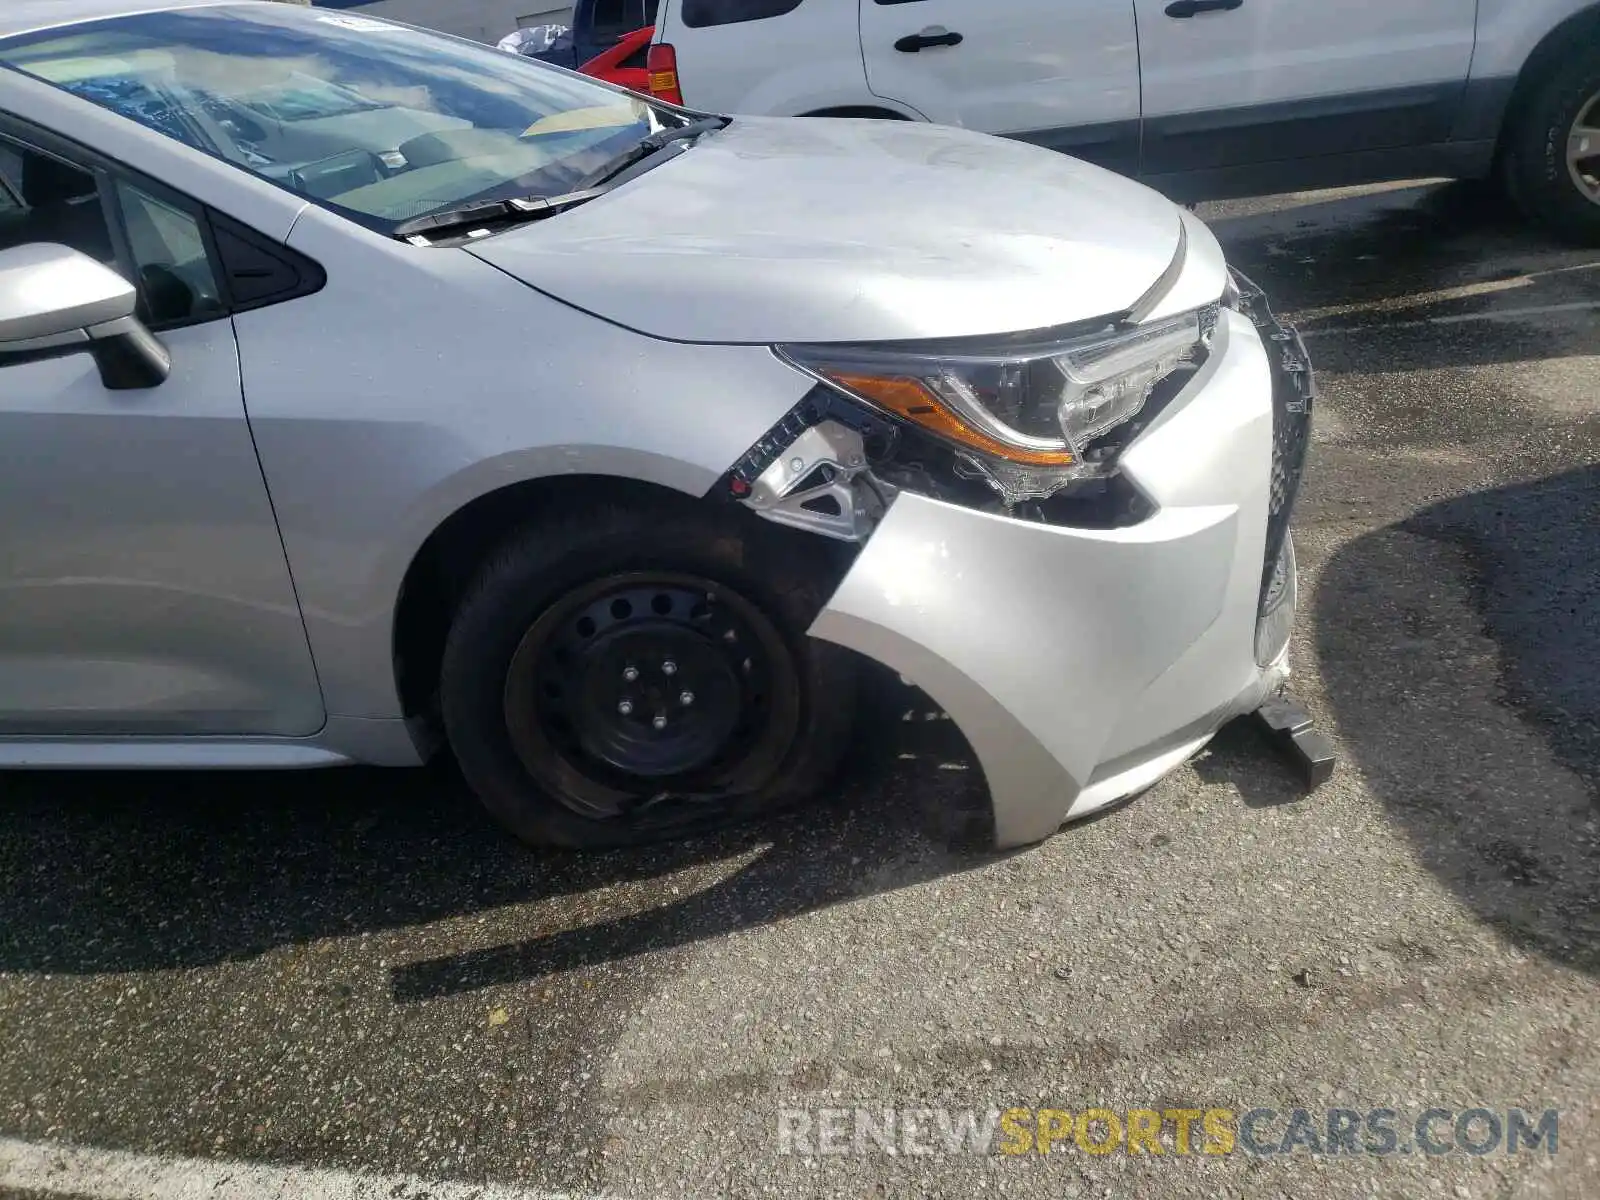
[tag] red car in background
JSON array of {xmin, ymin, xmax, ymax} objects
[{"xmin": 577, "ymin": 25, "xmax": 653, "ymax": 95}]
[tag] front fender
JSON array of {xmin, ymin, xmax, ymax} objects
[
  {"xmin": 240, "ymin": 211, "xmax": 815, "ymax": 718},
  {"xmin": 1471, "ymin": 0, "xmax": 1600, "ymax": 80}
]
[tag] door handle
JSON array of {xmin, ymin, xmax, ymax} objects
[
  {"xmin": 895, "ymin": 27, "xmax": 964, "ymax": 52},
  {"xmin": 1165, "ymin": 0, "xmax": 1242, "ymax": 16}
]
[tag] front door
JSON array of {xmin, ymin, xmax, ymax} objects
[
  {"xmin": 859, "ymin": 0, "xmax": 1142, "ymax": 176},
  {"xmin": 0, "ymin": 129, "xmax": 325, "ymax": 736},
  {"xmin": 1135, "ymin": 0, "xmax": 1478, "ymax": 178}
]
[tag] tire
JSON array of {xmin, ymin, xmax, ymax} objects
[
  {"xmin": 439, "ymin": 501, "xmax": 857, "ymax": 849},
  {"xmin": 1502, "ymin": 47, "xmax": 1600, "ymax": 244}
]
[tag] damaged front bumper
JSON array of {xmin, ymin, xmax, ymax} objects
[{"xmin": 791, "ymin": 293, "xmax": 1314, "ymax": 848}]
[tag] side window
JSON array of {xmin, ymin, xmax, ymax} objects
[
  {"xmin": 592, "ymin": 0, "xmax": 655, "ymax": 42},
  {"xmin": 681, "ymin": 0, "xmax": 805, "ymax": 28},
  {"xmin": 0, "ymin": 140, "xmax": 115, "ymax": 263},
  {"xmin": 0, "ymin": 133, "xmax": 222, "ymax": 329},
  {"xmin": 113, "ymin": 180, "xmax": 224, "ymax": 326},
  {"xmin": 590, "ymin": 0, "xmax": 632, "ymax": 43}
]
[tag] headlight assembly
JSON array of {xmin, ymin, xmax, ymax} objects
[{"xmin": 779, "ymin": 308, "xmax": 1212, "ymax": 504}]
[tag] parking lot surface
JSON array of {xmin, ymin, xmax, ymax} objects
[{"xmin": 2, "ymin": 180, "xmax": 1598, "ymax": 1199}]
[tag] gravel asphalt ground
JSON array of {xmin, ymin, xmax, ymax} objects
[{"xmin": 2, "ymin": 178, "xmax": 1597, "ymax": 1200}]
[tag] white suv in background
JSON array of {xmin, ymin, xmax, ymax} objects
[{"xmin": 648, "ymin": 0, "xmax": 1600, "ymax": 241}]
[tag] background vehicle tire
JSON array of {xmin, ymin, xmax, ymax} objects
[
  {"xmin": 1502, "ymin": 48, "xmax": 1600, "ymax": 244},
  {"xmin": 440, "ymin": 501, "xmax": 857, "ymax": 849}
]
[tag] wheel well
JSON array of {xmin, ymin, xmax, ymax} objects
[
  {"xmin": 798, "ymin": 106, "xmax": 914, "ymax": 120},
  {"xmin": 1498, "ymin": 5, "xmax": 1600, "ymax": 155},
  {"xmin": 391, "ymin": 475, "xmax": 702, "ymax": 731}
]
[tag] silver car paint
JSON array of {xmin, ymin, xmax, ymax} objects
[
  {"xmin": 246, "ymin": 205, "xmax": 814, "ymax": 719},
  {"xmin": 0, "ymin": 58, "xmax": 808, "ymax": 731},
  {"xmin": 0, "ymin": 242, "xmax": 138, "ymax": 340},
  {"xmin": 467, "ymin": 117, "xmax": 1185, "ymax": 344},
  {"xmin": 0, "ymin": 318, "xmax": 326, "ymax": 736},
  {"xmin": 1143, "ymin": 209, "xmax": 1231, "ymax": 325},
  {"xmin": 0, "ymin": 4, "xmax": 1286, "ymax": 842},
  {"xmin": 811, "ymin": 311, "xmax": 1281, "ymax": 848}
]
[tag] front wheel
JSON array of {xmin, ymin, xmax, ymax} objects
[
  {"xmin": 1502, "ymin": 50, "xmax": 1600, "ymax": 244},
  {"xmin": 439, "ymin": 503, "xmax": 857, "ymax": 849}
]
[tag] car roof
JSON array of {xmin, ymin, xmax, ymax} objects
[{"xmin": 0, "ymin": 0, "xmax": 247, "ymax": 43}]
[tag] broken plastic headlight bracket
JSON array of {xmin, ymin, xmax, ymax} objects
[
  {"xmin": 740, "ymin": 420, "xmax": 895, "ymax": 543},
  {"xmin": 723, "ymin": 375, "xmax": 1164, "ymax": 542},
  {"xmin": 722, "ymin": 387, "xmax": 902, "ymax": 544}
]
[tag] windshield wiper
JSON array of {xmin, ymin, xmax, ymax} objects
[
  {"xmin": 391, "ymin": 117, "xmax": 727, "ymax": 243},
  {"xmin": 392, "ymin": 187, "xmax": 609, "ymax": 241},
  {"xmin": 575, "ymin": 116, "xmax": 728, "ymax": 190}
]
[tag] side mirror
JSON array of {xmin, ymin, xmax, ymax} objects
[{"xmin": 0, "ymin": 243, "xmax": 170, "ymax": 389}]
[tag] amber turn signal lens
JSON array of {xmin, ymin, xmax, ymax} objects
[
  {"xmin": 824, "ymin": 371, "xmax": 1077, "ymax": 467},
  {"xmin": 646, "ymin": 43, "xmax": 684, "ymax": 105}
]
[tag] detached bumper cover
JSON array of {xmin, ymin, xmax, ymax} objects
[{"xmin": 810, "ymin": 309, "xmax": 1297, "ymax": 847}]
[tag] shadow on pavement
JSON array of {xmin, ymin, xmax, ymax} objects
[
  {"xmin": 1315, "ymin": 464, "xmax": 1600, "ymax": 973},
  {"xmin": 0, "ymin": 671, "xmax": 998, "ymax": 989},
  {"xmin": 1192, "ymin": 718, "xmax": 1314, "ymax": 811}
]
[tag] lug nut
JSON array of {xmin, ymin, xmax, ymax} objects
[
  {"xmin": 662, "ymin": 661, "xmax": 677, "ymax": 676},
  {"xmin": 680, "ymin": 691, "xmax": 695, "ymax": 706},
  {"xmin": 622, "ymin": 666, "xmax": 639, "ymax": 682},
  {"xmin": 652, "ymin": 714, "xmax": 668, "ymax": 730},
  {"xmin": 617, "ymin": 700, "xmax": 633, "ymax": 716}
]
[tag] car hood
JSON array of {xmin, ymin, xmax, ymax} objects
[{"xmin": 467, "ymin": 117, "xmax": 1184, "ymax": 344}]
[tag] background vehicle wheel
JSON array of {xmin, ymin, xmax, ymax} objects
[
  {"xmin": 1502, "ymin": 49, "xmax": 1600, "ymax": 244},
  {"xmin": 440, "ymin": 502, "xmax": 857, "ymax": 849}
]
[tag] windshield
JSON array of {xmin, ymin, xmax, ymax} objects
[{"xmin": 0, "ymin": 5, "xmax": 662, "ymax": 232}]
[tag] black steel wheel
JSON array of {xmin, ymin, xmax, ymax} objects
[
  {"xmin": 503, "ymin": 573, "xmax": 800, "ymax": 821},
  {"xmin": 439, "ymin": 500, "xmax": 858, "ymax": 849}
]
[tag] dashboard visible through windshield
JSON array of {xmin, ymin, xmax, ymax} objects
[{"xmin": 0, "ymin": 4, "xmax": 662, "ymax": 231}]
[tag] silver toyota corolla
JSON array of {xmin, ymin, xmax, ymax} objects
[{"xmin": 0, "ymin": 0, "xmax": 1312, "ymax": 849}]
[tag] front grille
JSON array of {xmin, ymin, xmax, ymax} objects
[{"xmin": 1232, "ymin": 273, "xmax": 1314, "ymax": 613}]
